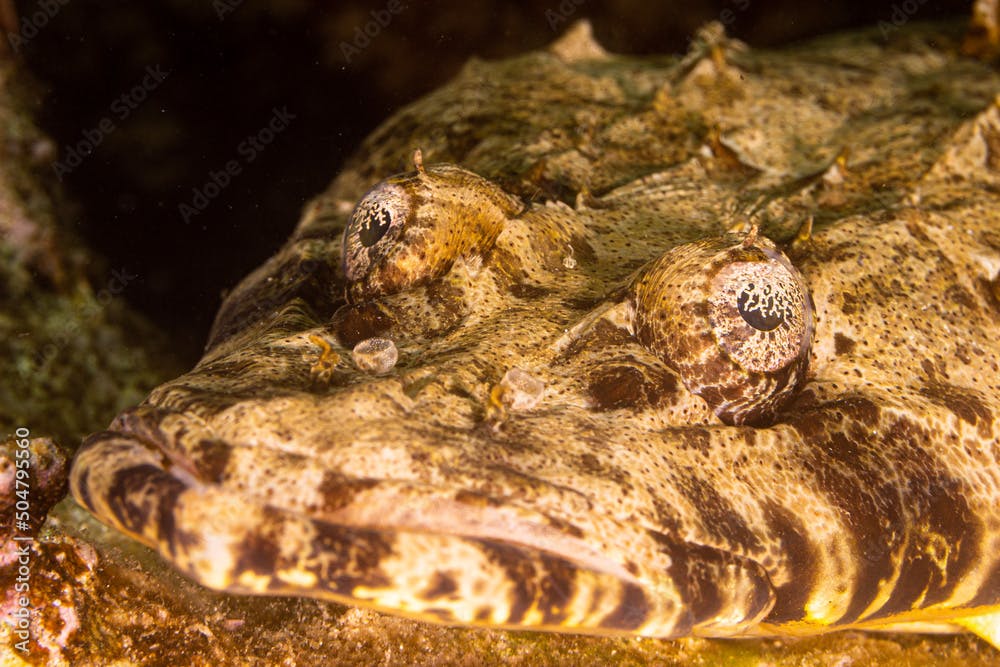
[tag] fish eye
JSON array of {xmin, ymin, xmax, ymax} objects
[
  {"xmin": 341, "ymin": 182, "xmax": 411, "ymax": 285},
  {"xmin": 708, "ymin": 249, "xmax": 811, "ymax": 376},
  {"xmin": 358, "ymin": 203, "xmax": 394, "ymax": 247},
  {"xmin": 736, "ymin": 282, "xmax": 786, "ymax": 331},
  {"xmin": 340, "ymin": 156, "xmax": 523, "ymax": 303},
  {"xmin": 630, "ymin": 235, "xmax": 813, "ymax": 425}
]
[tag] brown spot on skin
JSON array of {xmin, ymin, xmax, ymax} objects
[
  {"xmin": 688, "ymin": 301, "xmax": 711, "ymax": 319},
  {"xmin": 560, "ymin": 318, "xmax": 634, "ymax": 359},
  {"xmin": 72, "ymin": 465, "xmax": 95, "ymax": 514},
  {"xmin": 578, "ymin": 452, "xmax": 601, "ymax": 474},
  {"xmin": 601, "ymin": 582, "xmax": 651, "ymax": 631},
  {"xmin": 537, "ymin": 559, "xmax": 583, "ymax": 626},
  {"xmin": 106, "ymin": 463, "xmax": 187, "ymax": 551},
  {"xmin": 905, "ymin": 220, "xmax": 933, "ymax": 245},
  {"xmin": 423, "ymin": 572, "xmax": 459, "ymax": 599},
  {"xmin": 544, "ymin": 514, "xmax": 585, "ymax": 539},
  {"xmin": 574, "ymin": 451, "xmax": 632, "ymax": 491},
  {"xmin": 945, "ymin": 284, "xmax": 979, "ymax": 312},
  {"xmin": 234, "ymin": 529, "xmax": 282, "ymax": 577},
  {"xmin": 588, "ymin": 358, "xmax": 679, "ymax": 411},
  {"xmin": 761, "ymin": 502, "xmax": 818, "ymax": 623},
  {"xmin": 189, "ymin": 439, "xmax": 231, "ymax": 483},
  {"xmin": 316, "ymin": 474, "xmax": 379, "ymax": 513},
  {"xmin": 331, "ymin": 301, "xmax": 392, "ymax": 348},
  {"xmin": 154, "ymin": 488, "xmax": 192, "ymax": 559},
  {"xmin": 841, "ymin": 292, "xmax": 858, "ymax": 315},
  {"xmin": 587, "ymin": 365, "xmax": 644, "ymax": 410},
  {"xmin": 478, "ymin": 541, "xmax": 582, "ymax": 625},
  {"xmin": 795, "ymin": 384, "xmax": 824, "ymax": 404},
  {"xmin": 837, "ymin": 395, "xmax": 882, "ymax": 428},
  {"xmin": 424, "ymin": 280, "xmax": 470, "ymax": 323},
  {"xmin": 920, "ymin": 384, "xmax": 995, "ymax": 439},
  {"xmin": 310, "ymin": 522, "xmax": 394, "ymax": 593},
  {"xmin": 954, "ymin": 343, "xmax": 973, "ymax": 365},
  {"xmin": 833, "ymin": 332, "xmax": 856, "ymax": 355},
  {"xmin": 649, "ymin": 492, "xmax": 684, "ymax": 536},
  {"xmin": 676, "ymin": 427, "xmax": 713, "ymax": 456}
]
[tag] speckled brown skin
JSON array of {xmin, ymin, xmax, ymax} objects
[{"xmin": 70, "ymin": 22, "xmax": 1000, "ymax": 644}]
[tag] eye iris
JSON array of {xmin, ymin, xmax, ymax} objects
[
  {"xmin": 708, "ymin": 257, "xmax": 809, "ymax": 375},
  {"xmin": 737, "ymin": 281, "xmax": 788, "ymax": 331},
  {"xmin": 358, "ymin": 206, "xmax": 392, "ymax": 247}
]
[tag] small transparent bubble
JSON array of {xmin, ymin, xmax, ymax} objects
[
  {"xmin": 499, "ymin": 367, "xmax": 545, "ymax": 410},
  {"xmin": 352, "ymin": 337, "xmax": 398, "ymax": 375}
]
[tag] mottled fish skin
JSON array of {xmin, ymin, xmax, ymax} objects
[{"xmin": 71, "ymin": 22, "xmax": 1000, "ymax": 643}]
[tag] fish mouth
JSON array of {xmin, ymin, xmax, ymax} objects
[
  {"xmin": 310, "ymin": 477, "xmax": 777, "ymax": 637},
  {"xmin": 70, "ymin": 407, "xmax": 775, "ymax": 638}
]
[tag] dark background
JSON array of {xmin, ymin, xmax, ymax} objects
[{"xmin": 13, "ymin": 0, "xmax": 970, "ymax": 364}]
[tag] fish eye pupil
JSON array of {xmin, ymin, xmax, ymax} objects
[
  {"xmin": 359, "ymin": 206, "xmax": 392, "ymax": 247},
  {"xmin": 737, "ymin": 282, "xmax": 786, "ymax": 331}
]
